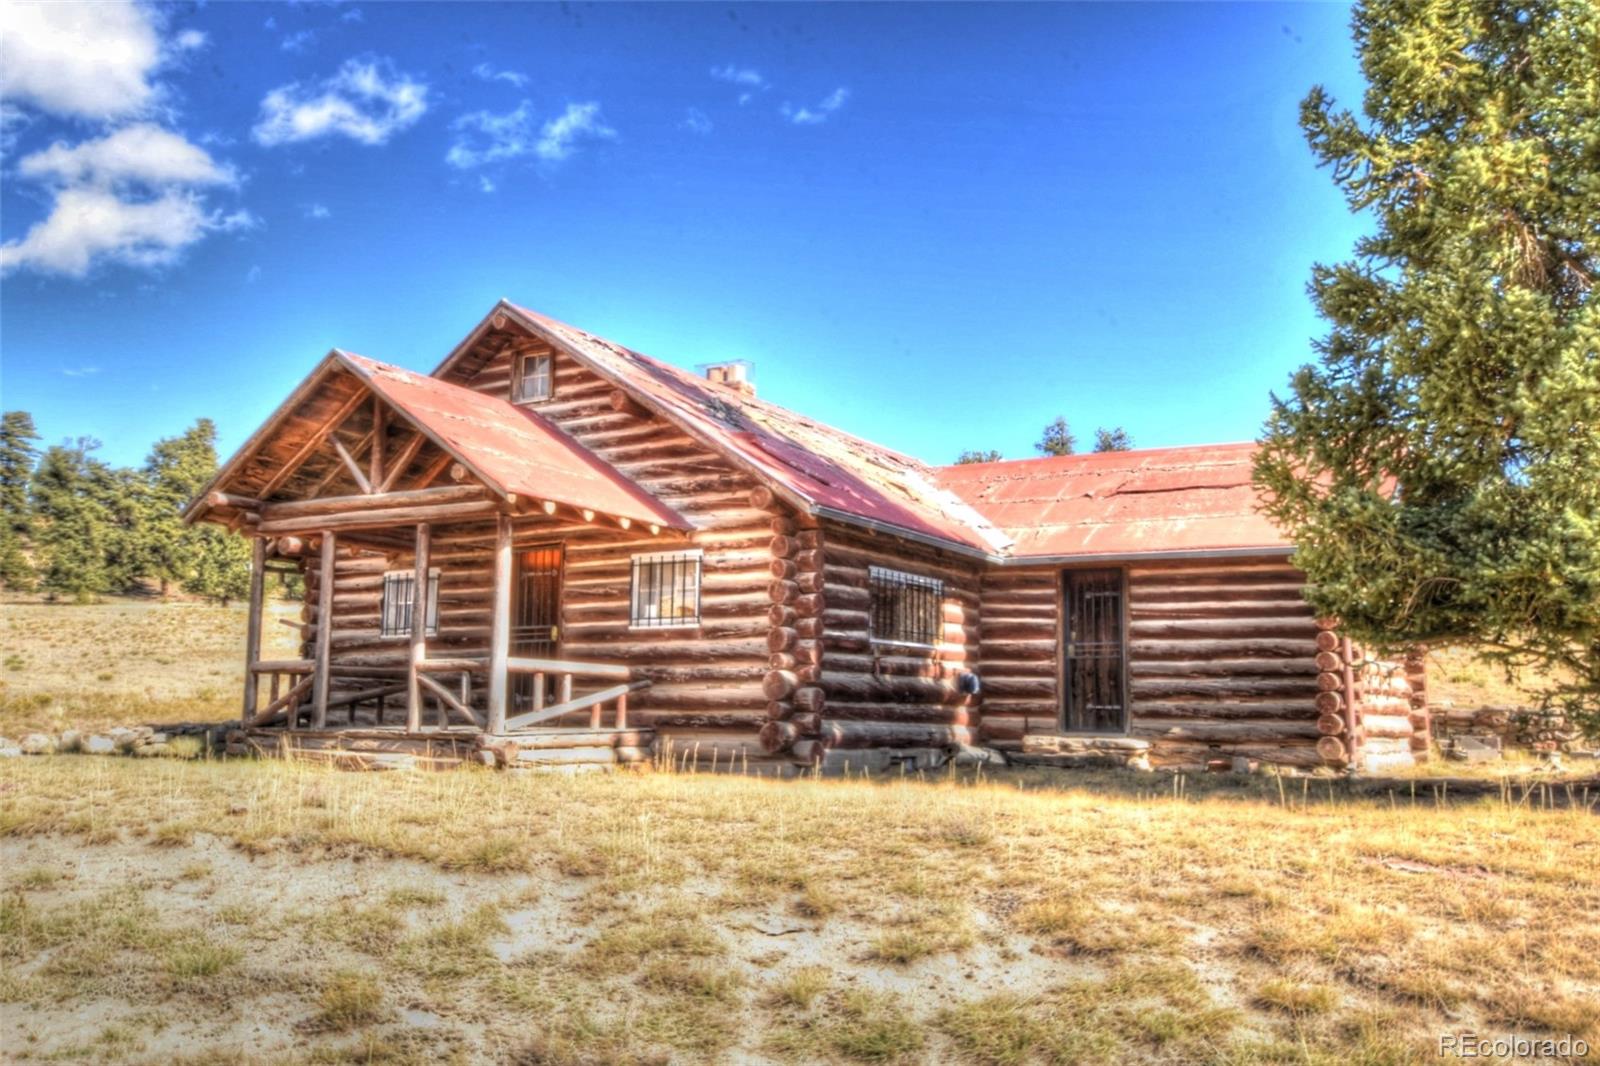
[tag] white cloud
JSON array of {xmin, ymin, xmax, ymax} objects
[
  {"xmin": 304, "ymin": 202, "xmax": 332, "ymax": 219},
  {"xmin": 281, "ymin": 29, "xmax": 317, "ymax": 53},
  {"xmin": 61, "ymin": 366, "xmax": 101, "ymax": 377},
  {"xmin": 175, "ymin": 28, "xmax": 208, "ymax": 51},
  {"xmin": 535, "ymin": 102, "xmax": 614, "ymax": 161},
  {"xmin": 1, "ymin": 125, "xmax": 249, "ymax": 278},
  {"xmin": 472, "ymin": 62, "xmax": 529, "ymax": 89},
  {"xmin": 0, "ymin": 0, "xmax": 163, "ymax": 120},
  {"xmin": 446, "ymin": 100, "xmax": 613, "ymax": 169},
  {"xmin": 446, "ymin": 100, "xmax": 535, "ymax": 169},
  {"xmin": 680, "ymin": 107, "xmax": 712, "ymax": 135},
  {"xmin": 19, "ymin": 124, "xmax": 235, "ymax": 187},
  {"xmin": 0, "ymin": 186, "xmax": 251, "ymax": 277},
  {"xmin": 341, "ymin": 8, "xmax": 363, "ymax": 22},
  {"xmin": 711, "ymin": 65, "xmax": 766, "ymax": 90},
  {"xmin": 783, "ymin": 87, "xmax": 849, "ymax": 125},
  {"xmin": 253, "ymin": 57, "xmax": 429, "ymax": 146},
  {"xmin": 478, "ymin": 175, "xmax": 495, "ymax": 193},
  {"xmin": 246, "ymin": 264, "xmax": 262, "ymax": 283}
]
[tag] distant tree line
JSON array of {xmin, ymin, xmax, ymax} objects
[
  {"xmin": 954, "ymin": 417, "xmax": 1133, "ymax": 464},
  {"xmin": 0, "ymin": 411, "xmax": 268, "ymax": 605}
]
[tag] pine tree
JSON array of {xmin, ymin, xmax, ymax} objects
[
  {"xmin": 0, "ymin": 411, "xmax": 40, "ymax": 590},
  {"xmin": 144, "ymin": 419, "xmax": 226, "ymax": 596},
  {"xmin": 184, "ymin": 524, "xmax": 251, "ymax": 606},
  {"xmin": 953, "ymin": 449, "xmax": 1003, "ymax": 464},
  {"xmin": 30, "ymin": 440, "xmax": 111, "ymax": 602},
  {"xmin": 1035, "ymin": 417, "xmax": 1076, "ymax": 457},
  {"xmin": 1255, "ymin": 0, "xmax": 1600, "ymax": 729},
  {"xmin": 1092, "ymin": 427, "xmax": 1133, "ymax": 452}
]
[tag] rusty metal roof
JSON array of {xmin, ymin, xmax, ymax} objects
[
  {"xmin": 930, "ymin": 443, "xmax": 1289, "ymax": 559},
  {"xmin": 493, "ymin": 303, "xmax": 1014, "ymax": 555},
  {"xmin": 337, "ymin": 352, "xmax": 687, "ymax": 530}
]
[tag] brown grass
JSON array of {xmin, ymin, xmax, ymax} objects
[
  {"xmin": 2, "ymin": 598, "xmax": 1596, "ymax": 1063},
  {"xmin": 0, "ymin": 595, "xmax": 300, "ymax": 735}
]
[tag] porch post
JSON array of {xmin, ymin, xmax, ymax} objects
[
  {"xmin": 487, "ymin": 512, "xmax": 513, "ymax": 734},
  {"xmin": 312, "ymin": 531, "xmax": 336, "ymax": 728},
  {"xmin": 241, "ymin": 537, "xmax": 266, "ymax": 724},
  {"xmin": 406, "ymin": 522, "xmax": 430, "ymax": 732}
]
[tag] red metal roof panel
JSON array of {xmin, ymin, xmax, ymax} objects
[
  {"xmin": 931, "ymin": 443, "xmax": 1288, "ymax": 558},
  {"xmin": 338, "ymin": 352, "xmax": 687, "ymax": 530}
]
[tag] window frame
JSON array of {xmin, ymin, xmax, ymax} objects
[
  {"xmin": 867, "ymin": 565, "xmax": 944, "ymax": 649},
  {"xmin": 379, "ymin": 567, "xmax": 441, "ymax": 639},
  {"xmin": 628, "ymin": 549, "xmax": 703, "ymax": 630},
  {"xmin": 512, "ymin": 351, "xmax": 554, "ymax": 405}
]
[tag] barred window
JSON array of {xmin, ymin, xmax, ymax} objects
[
  {"xmin": 869, "ymin": 566, "xmax": 942, "ymax": 647},
  {"xmin": 380, "ymin": 569, "xmax": 440, "ymax": 638},
  {"xmin": 630, "ymin": 550, "xmax": 701, "ymax": 628},
  {"xmin": 513, "ymin": 352, "xmax": 553, "ymax": 403}
]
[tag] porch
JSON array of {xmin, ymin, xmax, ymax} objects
[{"xmin": 193, "ymin": 349, "xmax": 694, "ymax": 769}]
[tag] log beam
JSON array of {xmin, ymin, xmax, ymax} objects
[
  {"xmin": 312, "ymin": 532, "xmax": 336, "ymax": 727},
  {"xmin": 406, "ymin": 522, "xmax": 430, "ymax": 732},
  {"xmin": 487, "ymin": 512, "xmax": 513, "ymax": 734},
  {"xmin": 242, "ymin": 537, "xmax": 266, "ymax": 723}
]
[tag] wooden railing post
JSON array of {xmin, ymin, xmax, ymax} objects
[
  {"xmin": 242, "ymin": 537, "xmax": 266, "ymax": 724},
  {"xmin": 312, "ymin": 532, "xmax": 336, "ymax": 728},
  {"xmin": 406, "ymin": 522, "xmax": 430, "ymax": 733},
  {"xmin": 615, "ymin": 693, "xmax": 628, "ymax": 731},
  {"xmin": 487, "ymin": 513, "xmax": 513, "ymax": 734}
]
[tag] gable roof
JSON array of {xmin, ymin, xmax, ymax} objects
[
  {"xmin": 436, "ymin": 301, "xmax": 1015, "ymax": 557},
  {"xmin": 930, "ymin": 443, "xmax": 1289, "ymax": 560},
  {"xmin": 188, "ymin": 349, "xmax": 687, "ymax": 532}
]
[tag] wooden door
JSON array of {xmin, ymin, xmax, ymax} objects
[
  {"xmin": 512, "ymin": 543, "xmax": 563, "ymax": 711},
  {"xmin": 1062, "ymin": 568, "xmax": 1127, "ymax": 733}
]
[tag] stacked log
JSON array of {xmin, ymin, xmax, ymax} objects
[
  {"xmin": 808, "ymin": 524, "xmax": 980, "ymax": 758},
  {"xmin": 1126, "ymin": 560, "xmax": 1326, "ymax": 770},
  {"xmin": 976, "ymin": 568, "xmax": 1058, "ymax": 749},
  {"xmin": 1404, "ymin": 646, "xmax": 1431, "ymax": 761},
  {"xmin": 446, "ymin": 340, "xmax": 775, "ymax": 751},
  {"xmin": 1351, "ymin": 651, "xmax": 1419, "ymax": 773},
  {"xmin": 759, "ymin": 510, "xmax": 826, "ymax": 758}
]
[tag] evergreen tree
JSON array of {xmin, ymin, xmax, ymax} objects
[
  {"xmin": 144, "ymin": 419, "xmax": 226, "ymax": 596},
  {"xmin": 1035, "ymin": 417, "xmax": 1076, "ymax": 457},
  {"xmin": 30, "ymin": 439, "xmax": 111, "ymax": 602},
  {"xmin": 1255, "ymin": 0, "xmax": 1600, "ymax": 729},
  {"xmin": 184, "ymin": 524, "xmax": 251, "ymax": 606},
  {"xmin": 1092, "ymin": 427, "xmax": 1133, "ymax": 452},
  {"xmin": 0, "ymin": 411, "xmax": 40, "ymax": 590},
  {"xmin": 954, "ymin": 449, "xmax": 1003, "ymax": 464}
]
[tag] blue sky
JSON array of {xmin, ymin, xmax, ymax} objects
[{"xmin": 1, "ymin": 1, "xmax": 1369, "ymax": 469}]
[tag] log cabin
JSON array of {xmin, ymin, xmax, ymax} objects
[{"xmin": 187, "ymin": 300, "xmax": 1428, "ymax": 774}]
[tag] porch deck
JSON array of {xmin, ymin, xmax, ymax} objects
[{"xmin": 242, "ymin": 724, "xmax": 656, "ymax": 771}]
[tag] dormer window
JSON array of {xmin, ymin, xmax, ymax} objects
[{"xmin": 513, "ymin": 352, "xmax": 553, "ymax": 404}]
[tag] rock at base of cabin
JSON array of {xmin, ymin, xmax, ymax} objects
[
  {"xmin": 223, "ymin": 743, "xmax": 252, "ymax": 758},
  {"xmin": 1230, "ymin": 757, "xmax": 1260, "ymax": 775},
  {"xmin": 1126, "ymin": 752, "xmax": 1153, "ymax": 773},
  {"xmin": 0, "ymin": 737, "xmax": 20, "ymax": 758},
  {"xmin": 133, "ymin": 743, "xmax": 172, "ymax": 758},
  {"xmin": 20, "ymin": 733, "xmax": 58, "ymax": 755},
  {"xmin": 365, "ymin": 754, "xmax": 417, "ymax": 771},
  {"xmin": 1011, "ymin": 751, "xmax": 1125, "ymax": 770},
  {"xmin": 58, "ymin": 730, "xmax": 81, "ymax": 753},
  {"xmin": 82, "ymin": 735, "xmax": 117, "ymax": 755},
  {"xmin": 950, "ymin": 743, "xmax": 1007, "ymax": 769}
]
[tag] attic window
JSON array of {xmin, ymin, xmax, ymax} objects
[{"xmin": 513, "ymin": 352, "xmax": 553, "ymax": 404}]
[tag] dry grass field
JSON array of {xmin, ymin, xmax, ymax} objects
[
  {"xmin": 0, "ymin": 596, "xmax": 301, "ymax": 736},
  {"xmin": 1, "ymin": 598, "xmax": 1596, "ymax": 1064}
]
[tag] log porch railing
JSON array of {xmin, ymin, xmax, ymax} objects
[
  {"xmin": 245, "ymin": 656, "xmax": 645, "ymax": 734},
  {"xmin": 242, "ymin": 513, "xmax": 647, "ymax": 737}
]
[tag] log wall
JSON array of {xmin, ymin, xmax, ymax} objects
[
  {"xmin": 766, "ymin": 521, "xmax": 981, "ymax": 764},
  {"xmin": 437, "ymin": 334, "xmax": 776, "ymax": 758}
]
